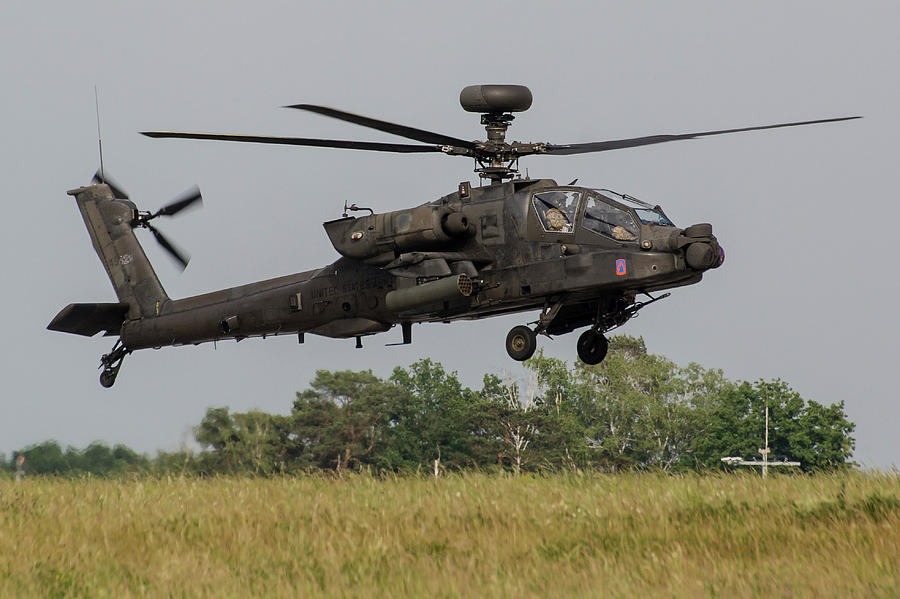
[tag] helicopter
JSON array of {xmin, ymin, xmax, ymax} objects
[{"xmin": 48, "ymin": 85, "xmax": 859, "ymax": 387}]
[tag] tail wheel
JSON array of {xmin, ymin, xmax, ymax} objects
[
  {"xmin": 577, "ymin": 330, "xmax": 608, "ymax": 365},
  {"xmin": 506, "ymin": 325, "xmax": 537, "ymax": 361},
  {"xmin": 98, "ymin": 339, "xmax": 128, "ymax": 388},
  {"xmin": 100, "ymin": 369, "xmax": 118, "ymax": 388}
]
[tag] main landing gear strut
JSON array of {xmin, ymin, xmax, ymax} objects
[{"xmin": 99, "ymin": 339, "xmax": 130, "ymax": 388}]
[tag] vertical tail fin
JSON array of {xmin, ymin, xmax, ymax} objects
[{"xmin": 67, "ymin": 183, "xmax": 169, "ymax": 318}]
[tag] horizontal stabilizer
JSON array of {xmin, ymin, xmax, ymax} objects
[{"xmin": 47, "ymin": 303, "xmax": 129, "ymax": 337}]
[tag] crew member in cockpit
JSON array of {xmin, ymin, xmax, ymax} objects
[
  {"xmin": 536, "ymin": 191, "xmax": 577, "ymax": 232},
  {"xmin": 545, "ymin": 207, "xmax": 569, "ymax": 231}
]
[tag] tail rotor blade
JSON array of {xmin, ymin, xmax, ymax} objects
[
  {"xmin": 152, "ymin": 186, "xmax": 203, "ymax": 218},
  {"xmin": 91, "ymin": 169, "xmax": 130, "ymax": 200},
  {"xmin": 146, "ymin": 223, "xmax": 190, "ymax": 271}
]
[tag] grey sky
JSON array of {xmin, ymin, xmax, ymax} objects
[{"xmin": 2, "ymin": 2, "xmax": 897, "ymax": 467}]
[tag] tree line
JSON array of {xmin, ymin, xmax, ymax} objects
[{"xmin": 4, "ymin": 336, "xmax": 855, "ymax": 477}]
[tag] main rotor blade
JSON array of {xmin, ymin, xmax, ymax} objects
[
  {"xmin": 286, "ymin": 104, "xmax": 477, "ymax": 149},
  {"xmin": 91, "ymin": 169, "xmax": 129, "ymax": 200},
  {"xmin": 141, "ymin": 131, "xmax": 444, "ymax": 153},
  {"xmin": 152, "ymin": 186, "xmax": 202, "ymax": 218},
  {"xmin": 146, "ymin": 223, "xmax": 189, "ymax": 270},
  {"xmin": 546, "ymin": 116, "xmax": 862, "ymax": 156}
]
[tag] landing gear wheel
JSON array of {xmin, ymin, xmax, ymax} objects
[
  {"xmin": 577, "ymin": 330, "xmax": 609, "ymax": 365},
  {"xmin": 506, "ymin": 325, "xmax": 537, "ymax": 361},
  {"xmin": 98, "ymin": 339, "xmax": 129, "ymax": 388},
  {"xmin": 100, "ymin": 369, "xmax": 118, "ymax": 388}
]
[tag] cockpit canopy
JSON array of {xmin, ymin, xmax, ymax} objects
[
  {"xmin": 531, "ymin": 188, "xmax": 674, "ymax": 244},
  {"xmin": 532, "ymin": 190, "xmax": 580, "ymax": 234},
  {"xmin": 595, "ymin": 189, "xmax": 675, "ymax": 227}
]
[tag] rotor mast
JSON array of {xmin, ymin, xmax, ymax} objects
[{"xmin": 459, "ymin": 85, "xmax": 537, "ymax": 184}]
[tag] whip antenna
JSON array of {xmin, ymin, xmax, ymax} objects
[{"xmin": 95, "ymin": 86, "xmax": 105, "ymax": 183}]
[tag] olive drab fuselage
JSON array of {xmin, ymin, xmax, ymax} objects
[{"xmin": 49, "ymin": 177, "xmax": 722, "ymax": 366}]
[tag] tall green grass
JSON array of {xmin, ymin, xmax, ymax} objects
[{"xmin": 1, "ymin": 472, "xmax": 898, "ymax": 598}]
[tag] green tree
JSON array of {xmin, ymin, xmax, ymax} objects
[
  {"xmin": 195, "ymin": 406, "xmax": 238, "ymax": 472},
  {"xmin": 477, "ymin": 374, "xmax": 539, "ymax": 473},
  {"xmin": 387, "ymin": 359, "xmax": 480, "ymax": 471},
  {"xmin": 572, "ymin": 337, "xmax": 695, "ymax": 469},
  {"xmin": 791, "ymin": 399, "xmax": 855, "ymax": 470},
  {"xmin": 152, "ymin": 449, "xmax": 199, "ymax": 476},
  {"xmin": 11, "ymin": 441, "xmax": 150, "ymax": 477},
  {"xmin": 62, "ymin": 442, "xmax": 149, "ymax": 476},
  {"xmin": 16, "ymin": 441, "xmax": 70, "ymax": 475},
  {"xmin": 196, "ymin": 407, "xmax": 294, "ymax": 474},
  {"xmin": 81, "ymin": 443, "xmax": 115, "ymax": 474},
  {"xmin": 513, "ymin": 355, "xmax": 587, "ymax": 471},
  {"xmin": 527, "ymin": 336, "xmax": 730, "ymax": 471},
  {"xmin": 110, "ymin": 444, "xmax": 150, "ymax": 474},
  {"xmin": 181, "ymin": 343, "xmax": 856, "ymax": 476},
  {"xmin": 291, "ymin": 369, "xmax": 399, "ymax": 472}
]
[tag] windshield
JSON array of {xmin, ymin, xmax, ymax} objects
[
  {"xmin": 583, "ymin": 194, "xmax": 639, "ymax": 241},
  {"xmin": 634, "ymin": 208, "xmax": 675, "ymax": 226},
  {"xmin": 594, "ymin": 188, "xmax": 675, "ymax": 226}
]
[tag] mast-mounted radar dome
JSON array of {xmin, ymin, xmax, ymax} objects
[{"xmin": 460, "ymin": 85, "xmax": 533, "ymax": 114}]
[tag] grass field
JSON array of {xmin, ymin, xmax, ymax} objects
[{"xmin": 1, "ymin": 472, "xmax": 898, "ymax": 598}]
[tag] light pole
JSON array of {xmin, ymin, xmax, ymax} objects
[{"xmin": 720, "ymin": 406, "xmax": 800, "ymax": 477}]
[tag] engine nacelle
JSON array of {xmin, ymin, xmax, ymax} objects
[{"xmin": 324, "ymin": 204, "xmax": 473, "ymax": 261}]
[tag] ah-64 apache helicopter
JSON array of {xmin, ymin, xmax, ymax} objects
[{"xmin": 48, "ymin": 85, "xmax": 858, "ymax": 387}]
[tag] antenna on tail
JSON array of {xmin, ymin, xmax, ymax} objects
[{"xmin": 95, "ymin": 86, "xmax": 105, "ymax": 184}]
